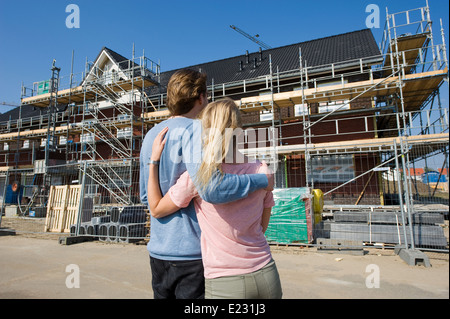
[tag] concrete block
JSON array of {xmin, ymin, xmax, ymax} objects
[
  {"xmin": 118, "ymin": 223, "xmax": 146, "ymax": 243},
  {"xmin": 96, "ymin": 222, "xmax": 120, "ymax": 242},
  {"xmin": 98, "ymin": 223, "xmax": 109, "ymax": 242},
  {"xmin": 107, "ymin": 223, "xmax": 119, "ymax": 242},
  {"xmin": 395, "ymin": 247, "xmax": 431, "ymax": 267},
  {"xmin": 325, "ymin": 222, "xmax": 447, "ymax": 247},
  {"xmin": 316, "ymin": 238, "xmax": 365, "ymax": 255},
  {"xmin": 5, "ymin": 205, "xmax": 19, "ymax": 217},
  {"xmin": 91, "ymin": 215, "xmax": 111, "ymax": 225},
  {"xmin": 86, "ymin": 224, "xmax": 98, "ymax": 237},
  {"xmin": 59, "ymin": 236, "xmax": 94, "ymax": 245},
  {"xmin": 0, "ymin": 228, "xmax": 16, "ymax": 236}
]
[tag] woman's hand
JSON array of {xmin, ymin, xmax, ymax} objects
[
  {"xmin": 151, "ymin": 127, "xmax": 168, "ymax": 161},
  {"xmin": 148, "ymin": 126, "xmax": 180, "ymax": 218},
  {"xmin": 260, "ymin": 161, "xmax": 274, "ymax": 191}
]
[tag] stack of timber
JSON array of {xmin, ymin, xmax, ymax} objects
[{"xmin": 315, "ymin": 209, "xmax": 448, "ymax": 248}]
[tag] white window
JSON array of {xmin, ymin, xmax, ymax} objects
[
  {"xmin": 84, "ymin": 102, "xmax": 96, "ymax": 112},
  {"xmin": 41, "ymin": 137, "xmax": 57, "ymax": 147},
  {"xmin": 260, "ymin": 110, "xmax": 273, "ymax": 121},
  {"xmin": 317, "ymin": 79, "xmax": 348, "ymax": 88},
  {"xmin": 82, "ymin": 119, "xmax": 97, "ymax": 127},
  {"xmin": 60, "ymin": 136, "xmax": 67, "ymax": 145},
  {"xmin": 318, "ymin": 100, "xmax": 350, "ymax": 114},
  {"xmin": 103, "ymin": 63, "xmax": 114, "ymax": 85},
  {"xmin": 310, "ymin": 155, "xmax": 355, "ymax": 183},
  {"xmin": 117, "ymin": 114, "xmax": 131, "ymax": 121},
  {"xmin": 294, "ymin": 103, "xmax": 308, "ymax": 117},
  {"xmin": 81, "ymin": 133, "xmax": 94, "ymax": 143},
  {"xmin": 258, "ymin": 91, "xmax": 273, "ymax": 122},
  {"xmin": 117, "ymin": 127, "xmax": 132, "ymax": 138}
]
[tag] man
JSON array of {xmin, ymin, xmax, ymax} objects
[{"xmin": 140, "ymin": 69, "xmax": 273, "ymax": 299}]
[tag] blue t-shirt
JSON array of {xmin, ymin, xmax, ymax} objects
[{"xmin": 140, "ymin": 117, "xmax": 268, "ymax": 261}]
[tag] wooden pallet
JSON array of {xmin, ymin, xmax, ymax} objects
[{"xmin": 44, "ymin": 185, "xmax": 82, "ymax": 233}]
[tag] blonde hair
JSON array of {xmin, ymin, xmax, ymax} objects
[{"xmin": 195, "ymin": 98, "xmax": 242, "ymax": 192}]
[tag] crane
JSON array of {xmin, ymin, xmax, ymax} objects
[
  {"xmin": 230, "ymin": 25, "xmax": 272, "ymax": 50},
  {"xmin": 1, "ymin": 101, "xmax": 20, "ymax": 107},
  {"xmin": 0, "ymin": 101, "xmax": 20, "ymax": 113}
]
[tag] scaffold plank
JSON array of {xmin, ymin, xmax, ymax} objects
[{"xmin": 20, "ymin": 76, "xmax": 157, "ymax": 107}]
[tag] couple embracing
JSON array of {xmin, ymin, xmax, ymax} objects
[{"xmin": 140, "ymin": 69, "xmax": 282, "ymax": 299}]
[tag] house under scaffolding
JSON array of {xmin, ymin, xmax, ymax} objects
[{"xmin": 0, "ymin": 3, "xmax": 448, "ymax": 249}]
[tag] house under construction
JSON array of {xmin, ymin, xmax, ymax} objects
[{"xmin": 0, "ymin": 3, "xmax": 448, "ymax": 251}]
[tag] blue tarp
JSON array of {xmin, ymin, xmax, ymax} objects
[{"xmin": 421, "ymin": 171, "xmax": 447, "ymax": 183}]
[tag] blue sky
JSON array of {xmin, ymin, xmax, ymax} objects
[{"xmin": 0, "ymin": 0, "xmax": 448, "ymax": 113}]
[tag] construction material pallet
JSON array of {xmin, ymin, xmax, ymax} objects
[
  {"xmin": 45, "ymin": 185, "xmax": 83, "ymax": 233},
  {"xmin": 315, "ymin": 220, "xmax": 448, "ymax": 248}
]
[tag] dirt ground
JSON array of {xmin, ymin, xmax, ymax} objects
[{"xmin": 0, "ymin": 232, "xmax": 448, "ymax": 300}]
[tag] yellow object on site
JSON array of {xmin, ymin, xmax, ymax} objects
[{"xmin": 312, "ymin": 189, "xmax": 323, "ymax": 224}]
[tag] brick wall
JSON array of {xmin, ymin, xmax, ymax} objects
[{"xmin": 282, "ymin": 153, "xmax": 382, "ymax": 205}]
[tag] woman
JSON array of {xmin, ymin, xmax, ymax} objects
[{"xmin": 147, "ymin": 98, "xmax": 282, "ymax": 299}]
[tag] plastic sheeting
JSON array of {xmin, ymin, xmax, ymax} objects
[{"xmin": 265, "ymin": 188, "xmax": 314, "ymax": 244}]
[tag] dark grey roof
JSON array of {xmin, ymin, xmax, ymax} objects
[
  {"xmin": 103, "ymin": 47, "xmax": 129, "ymax": 64},
  {"xmin": 152, "ymin": 28, "xmax": 382, "ymax": 93},
  {"xmin": 0, "ymin": 106, "xmax": 26, "ymax": 123},
  {"xmin": 81, "ymin": 47, "xmax": 142, "ymax": 85},
  {"xmin": 103, "ymin": 47, "xmax": 141, "ymax": 73},
  {"xmin": 0, "ymin": 103, "xmax": 66, "ymax": 123},
  {"xmin": 86, "ymin": 46, "xmax": 135, "ymax": 70}
]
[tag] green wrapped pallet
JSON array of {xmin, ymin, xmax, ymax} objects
[{"xmin": 265, "ymin": 188, "xmax": 313, "ymax": 244}]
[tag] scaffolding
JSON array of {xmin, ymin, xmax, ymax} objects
[
  {"xmin": 280, "ymin": 2, "xmax": 448, "ymax": 251},
  {"xmin": 140, "ymin": 1, "xmax": 448, "ymax": 198},
  {"xmin": 4, "ymin": 46, "xmax": 161, "ymax": 210},
  {"xmin": 77, "ymin": 49, "xmax": 160, "ymax": 206},
  {"xmin": 139, "ymin": 2, "xmax": 449, "ymax": 250}
]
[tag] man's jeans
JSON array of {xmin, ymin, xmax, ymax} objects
[{"xmin": 150, "ymin": 256, "xmax": 205, "ymax": 299}]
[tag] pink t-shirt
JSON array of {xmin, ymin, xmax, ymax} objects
[{"xmin": 168, "ymin": 161, "xmax": 275, "ymax": 279}]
